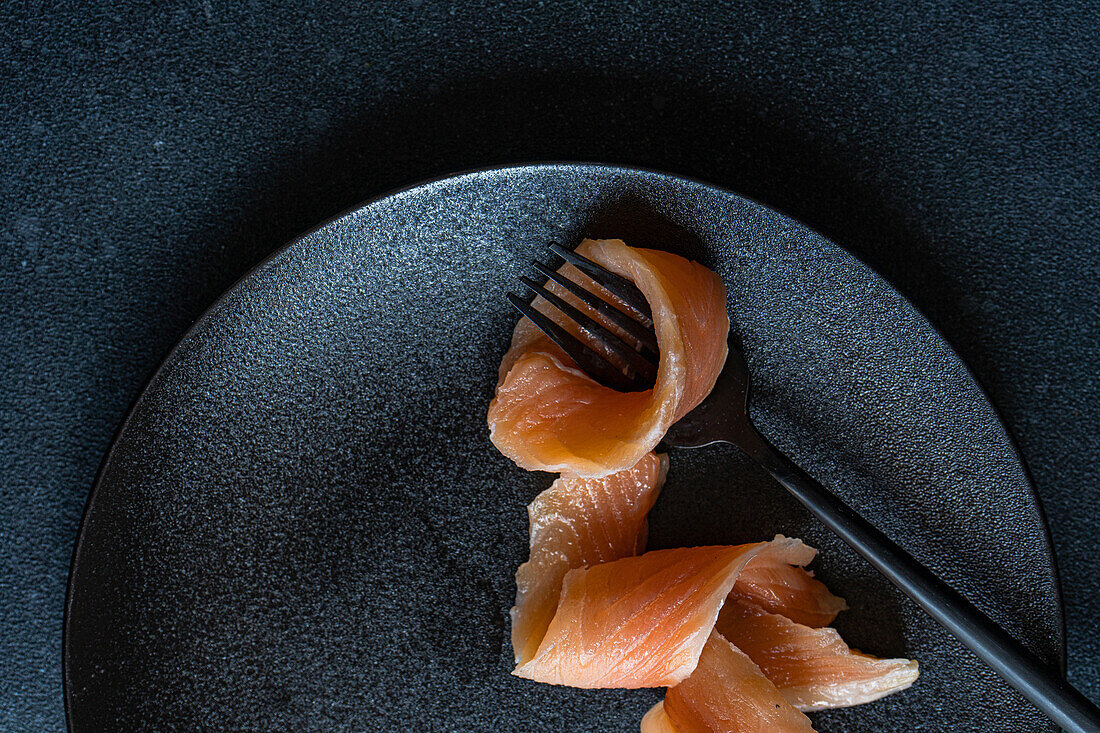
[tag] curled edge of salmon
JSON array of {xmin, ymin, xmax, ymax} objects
[{"xmin": 487, "ymin": 239, "xmax": 728, "ymax": 478}]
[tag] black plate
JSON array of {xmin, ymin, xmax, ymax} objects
[{"xmin": 65, "ymin": 164, "xmax": 1063, "ymax": 732}]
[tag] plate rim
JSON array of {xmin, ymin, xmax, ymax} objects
[{"xmin": 62, "ymin": 162, "xmax": 1067, "ymax": 728}]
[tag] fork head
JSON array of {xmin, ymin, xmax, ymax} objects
[
  {"xmin": 509, "ymin": 243, "xmax": 753, "ymax": 448},
  {"xmin": 508, "ymin": 244, "xmax": 661, "ymax": 392}
]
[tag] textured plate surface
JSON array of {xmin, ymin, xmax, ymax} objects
[{"xmin": 65, "ymin": 165, "xmax": 1062, "ymax": 732}]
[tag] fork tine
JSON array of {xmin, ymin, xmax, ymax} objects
[
  {"xmin": 549, "ymin": 244, "xmax": 654, "ymax": 326},
  {"xmin": 507, "ymin": 294, "xmax": 637, "ymax": 392},
  {"xmin": 532, "ymin": 261, "xmax": 660, "ymax": 357},
  {"xmin": 519, "ymin": 276, "xmax": 659, "ymax": 385}
]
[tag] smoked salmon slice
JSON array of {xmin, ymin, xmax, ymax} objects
[
  {"xmin": 488, "ymin": 240, "xmax": 919, "ymax": 728},
  {"xmin": 511, "ymin": 452, "xmax": 668, "ymax": 665},
  {"xmin": 728, "ymin": 545, "xmax": 847, "ymax": 628},
  {"xmin": 651, "ymin": 631, "xmax": 817, "ymax": 732},
  {"xmin": 488, "ymin": 239, "xmax": 728, "ymax": 477},
  {"xmin": 513, "ymin": 537, "xmax": 818, "ymax": 688},
  {"xmin": 638, "ymin": 545, "xmax": 913, "ymax": 730},
  {"xmin": 715, "ymin": 598, "xmax": 919, "ymax": 711},
  {"xmin": 639, "ymin": 699, "xmax": 679, "ymax": 733}
]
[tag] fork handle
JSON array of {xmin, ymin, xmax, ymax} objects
[{"xmin": 738, "ymin": 428, "xmax": 1100, "ymax": 733}]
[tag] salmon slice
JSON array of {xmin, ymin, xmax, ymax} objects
[
  {"xmin": 715, "ymin": 598, "xmax": 919, "ymax": 711},
  {"xmin": 658, "ymin": 631, "xmax": 817, "ymax": 732},
  {"xmin": 511, "ymin": 452, "xmax": 669, "ymax": 665},
  {"xmin": 513, "ymin": 537, "xmax": 813, "ymax": 688},
  {"xmin": 640, "ymin": 700, "xmax": 679, "ymax": 733},
  {"xmin": 730, "ymin": 544, "xmax": 847, "ymax": 628},
  {"xmin": 488, "ymin": 239, "xmax": 728, "ymax": 477},
  {"xmin": 487, "ymin": 240, "xmax": 919, "ymax": 724}
]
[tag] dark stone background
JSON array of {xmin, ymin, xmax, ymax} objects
[{"xmin": 1, "ymin": 1, "xmax": 1096, "ymax": 730}]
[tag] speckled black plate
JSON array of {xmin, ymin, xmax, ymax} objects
[{"xmin": 64, "ymin": 164, "xmax": 1063, "ymax": 732}]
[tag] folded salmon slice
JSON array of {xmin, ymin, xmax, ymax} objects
[
  {"xmin": 511, "ymin": 452, "xmax": 668, "ymax": 665},
  {"xmin": 715, "ymin": 598, "xmax": 919, "ymax": 711},
  {"xmin": 729, "ymin": 545, "xmax": 847, "ymax": 628},
  {"xmin": 488, "ymin": 239, "xmax": 919, "ymax": 727},
  {"xmin": 640, "ymin": 699, "xmax": 680, "ymax": 733},
  {"xmin": 513, "ymin": 537, "xmax": 816, "ymax": 688},
  {"xmin": 488, "ymin": 239, "xmax": 728, "ymax": 477},
  {"xmin": 649, "ymin": 631, "xmax": 817, "ymax": 733}
]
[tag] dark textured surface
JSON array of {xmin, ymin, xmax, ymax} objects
[
  {"xmin": 66, "ymin": 167, "xmax": 1061, "ymax": 730},
  {"xmin": 2, "ymin": 2, "xmax": 1097, "ymax": 731}
]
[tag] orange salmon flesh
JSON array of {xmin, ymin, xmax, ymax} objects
[{"xmin": 489, "ymin": 240, "xmax": 918, "ymax": 731}]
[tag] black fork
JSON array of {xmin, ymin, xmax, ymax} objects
[{"xmin": 508, "ymin": 244, "xmax": 1100, "ymax": 733}]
